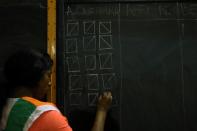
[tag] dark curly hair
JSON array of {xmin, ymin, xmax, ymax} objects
[{"xmin": 0, "ymin": 48, "xmax": 53, "ymax": 119}]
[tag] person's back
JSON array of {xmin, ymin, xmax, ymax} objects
[
  {"xmin": 1, "ymin": 97, "xmax": 72, "ymax": 131},
  {"xmin": 0, "ymin": 49, "xmax": 73, "ymax": 131}
]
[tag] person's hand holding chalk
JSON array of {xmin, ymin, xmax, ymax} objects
[
  {"xmin": 97, "ymin": 91, "xmax": 113, "ymax": 111},
  {"xmin": 91, "ymin": 91, "xmax": 112, "ymax": 131}
]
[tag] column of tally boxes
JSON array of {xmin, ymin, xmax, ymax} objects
[{"xmin": 66, "ymin": 20, "xmax": 116, "ymax": 107}]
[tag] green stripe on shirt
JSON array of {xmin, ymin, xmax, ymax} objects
[{"xmin": 4, "ymin": 98, "xmax": 36, "ymax": 131}]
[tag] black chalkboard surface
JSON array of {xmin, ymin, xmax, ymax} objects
[
  {"xmin": 58, "ymin": 2, "xmax": 197, "ymax": 131},
  {"xmin": 0, "ymin": 1, "xmax": 47, "ymax": 80}
]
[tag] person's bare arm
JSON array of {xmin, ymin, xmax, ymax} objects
[{"xmin": 91, "ymin": 92, "xmax": 112, "ymax": 131}]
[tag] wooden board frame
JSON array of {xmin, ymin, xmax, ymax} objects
[{"xmin": 47, "ymin": 0, "xmax": 56, "ymax": 103}]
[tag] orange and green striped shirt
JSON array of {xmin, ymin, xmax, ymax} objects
[{"xmin": 0, "ymin": 97, "xmax": 72, "ymax": 131}]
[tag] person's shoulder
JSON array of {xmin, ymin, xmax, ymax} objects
[
  {"xmin": 29, "ymin": 110, "xmax": 72, "ymax": 131},
  {"xmin": 41, "ymin": 110, "xmax": 68, "ymax": 122}
]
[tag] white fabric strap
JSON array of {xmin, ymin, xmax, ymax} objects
[
  {"xmin": 23, "ymin": 105, "xmax": 60, "ymax": 131},
  {"xmin": 0, "ymin": 98, "xmax": 19, "ymax": 130}
]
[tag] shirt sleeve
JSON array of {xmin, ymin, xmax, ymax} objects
[{"xmin": 29, "ymin": 110, "xmax": 72, "ymax": 131}]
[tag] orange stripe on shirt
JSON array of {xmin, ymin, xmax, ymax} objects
[{"xmin": 22, "ymin": 97, "xmax": 55, "ymax": 107}]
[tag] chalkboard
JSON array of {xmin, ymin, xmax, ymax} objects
[
  {"xmin": 58, "ymin": 1, "xmax": 197, "ymax": 131},
  {"xmin": 0, "ymin": 1, "xmax": 47, "ymax": 80}
]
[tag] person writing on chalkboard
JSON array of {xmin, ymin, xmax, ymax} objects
[{"xmin": 0, "ymin": 49, "xmax": 112, "ymax": 131}]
